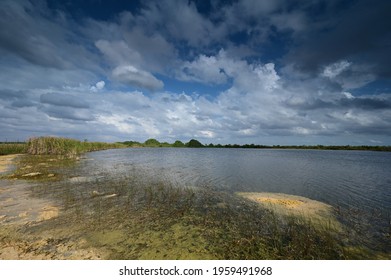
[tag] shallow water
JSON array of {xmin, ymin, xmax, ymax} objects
[
  {"xmin": 82, "ymin": 149, "xmax": 390, "ymax": 207},
  {"xmin": 78, "ymin": 148, "xmax": 391, "ymax": 250}
]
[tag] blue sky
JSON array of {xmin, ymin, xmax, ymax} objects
[{"xmin": 0, "ymin": 0, "xmax": 390, "ymax": 145}]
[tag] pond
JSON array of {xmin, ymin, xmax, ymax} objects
[{"xmin": 78, "ymin": 148, "xmax": 391, "ymax": 251}]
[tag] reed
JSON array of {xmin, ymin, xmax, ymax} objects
[
  {"xmin": 27, "ymin": 136, "xmax": 125, "ymax": 158},
  {"xmin": 0, "ymin": 143, "xmax": 27, "ymax": 155}
]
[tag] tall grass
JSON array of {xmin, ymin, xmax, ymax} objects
[
  {"xmin": 27, "ymin": 136, "xmax": 125, "ymax": 158},
  {"xmin": 0, "ymin": 143, "xmax": 27, "ymax": 155}
]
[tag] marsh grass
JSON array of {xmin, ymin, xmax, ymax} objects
[
  {"xmin": 0, "ymin": 143, "xmax": 27, "ymax": 155},
  {"xmin": 27, "ymin": 137, "xmax": 125, "ymax": 158}
]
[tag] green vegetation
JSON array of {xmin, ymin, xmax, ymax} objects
[
  {"xmin": 1, "ymin": 137, "xmax": 128, "ymax": 157},
  {"xmin": 144, "ymin": 138, "xmax": 161, "ymax": 147},
  {"xmin": 0, "ymin": 142, "xmax": 27, "ymax": 155},
  {"xmin": 172, "ymin": 140, "xmax": 185, "ymax": 147},
  {"xmin": 123, "ymin": 138, "xmax": 204, "ymax": 148},
  {"xmin": 119, "ymin": 138, "xmax": 391, "ymax": 151},
  {"xmin": 186, "ymin": 139, "xmax": 204, "ymax": 148},
  {"xmin": 2, "ymin": 137, "xmax": 389, "ymax": 154},
  {"xmin": 26, "ymin": 137, "xmax": 125, "ymax": 158}
]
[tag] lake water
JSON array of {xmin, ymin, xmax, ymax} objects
[{"xmin": 81, "ymin": 148, "xmax": 391, "ymax": 248}]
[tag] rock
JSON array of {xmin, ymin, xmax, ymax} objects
[
  {"xmin": 91, "ymin": 190, "xmax": 104, "ymax": 197},
  {"xmin": 22, "ymin": 172, "xmax": 42, "ymax": 177},
  {"xmin": 38, "ymin": 206, "xmax": 59, "ymax": 221}
]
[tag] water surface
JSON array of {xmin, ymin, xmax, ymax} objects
[{"xmin": 79, "ymin": 148, "xmax": 391, "ymax": 249}]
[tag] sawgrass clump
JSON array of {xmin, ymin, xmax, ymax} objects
[
  {"xmin": 27, "ymin": 137, "xmax": 125, "ymax": 158},
  {"xmin": 0, "ymin": 143, "xmax": 27, "ymax": 155}
]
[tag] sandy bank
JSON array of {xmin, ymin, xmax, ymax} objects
[{"xmin": 236, "ymin": 192, "xmax": 341, "ymax": 228}]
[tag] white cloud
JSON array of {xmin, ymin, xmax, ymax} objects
[
  {"xmin": 178, "ymin": 50, "xmax": 280, "ymax": 92},
  {"xmin": 112, "ymin": 65, "xmax": 164, "ymax": 91},
  {"xmin": 90, "ymin": 80, "xmax": 105, "ymax": 92},
  {"xmin": 96, "ymin": 81, "xmax": 105, "ymax": 90},
  {"xmin": 322, "ymin": 60, "xmax": 352, "ymax": 78},
  {"xmin": 198, "ymin": 130, "xmax": 215, "ymax": 138},
  {"xmin": 96, "ymin": 114, "xmax": 135, "ymax": 134},
  {"xmin": 343, "ymin": 92, "xmax": 354, "ymax": 99}
]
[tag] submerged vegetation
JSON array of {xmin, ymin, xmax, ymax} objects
[{"xmin": 2, "ymin": 152, "xmax": 390, "ymax": 260}]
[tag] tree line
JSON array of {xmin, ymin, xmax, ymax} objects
[{"xmin": 120, "ymin": 139, "xmax": 391, "ymax": 151}]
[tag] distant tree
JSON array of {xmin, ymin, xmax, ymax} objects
[
  {"xmin": 172, "ymin": 140, "xmax": 185, "ymax": 147},
  {"xmin": 160, "ymin": 142, "xmax": 172, "ymax": 147},
  {"xmin": 144, "ymin": 138, "xmax": 160, "ymax": 147},
  {"xmin": 186, "ymin": 139, "xmax": 203, "ymax": 148},
  {"xmin": 123, "ymin": 141, "xmax": 142, "ymax": 147}
]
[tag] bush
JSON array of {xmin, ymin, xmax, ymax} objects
[{"xmin": 186, "ymin": 139, "xmax": 203, "ymax": 148}]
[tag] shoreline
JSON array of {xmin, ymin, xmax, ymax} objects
[
  {"xmin": 0, "ymin": 154, "xmax": 23, "ymax": 174},
  {"xmin": 0, "ymin": 154, "xmax": 103, "ymax": 259}
]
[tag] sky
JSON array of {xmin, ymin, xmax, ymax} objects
[{"xmin": 0, "ymin": 0, "xmax": 391, "ymax": 145}]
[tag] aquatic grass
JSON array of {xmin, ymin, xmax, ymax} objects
[
  {"xmin": 40, "ymin": 174, "xmax": 355, "ymax": 259},
  {"xmin": 4, "ymin": 154, "xmax": 77, "ymax": 181},
  {"xmin": 4, "ymin": 154, "xmax": 390, "ymax": 259}
]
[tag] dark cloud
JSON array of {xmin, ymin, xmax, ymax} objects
[
  {"xmin": 111, "ymin": 65, "xmax": 164, "ymax": 91},
  {"xmin": 286, "ymin": 0, "xmax": 391, "ymax": 78},
  {"xmin": 0, "ymin": 0, "xmax": 101, "ymax": 73},
  {"xmin": 0, "ymin": 0, "xmax": 70, "ymax": 68},
  {"xmin": 11, "ymin": 100, "xmax": 36, "ymax": 108},
  {"xmin": 40, "ymin": 93, "xmax": 90, "ymax": 108},
  {"xmin": 285, "ymin": 96, "xmax": 391, "ymax": 111},
  {"xmin": 0, "ymin": 89, "xmax": 28, "ymax": 101},
  {"xmin": 41, "ymin": 106, "xmax": 95, "ymax": 121},
  {"xmin": 339, "ymin": 97, "xmax": 391, "ymax": 110}
]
